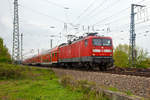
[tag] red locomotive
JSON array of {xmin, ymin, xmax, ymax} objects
[{"xmin": 23, "ymin": 33, "xmax": 114, "ymax": 71}]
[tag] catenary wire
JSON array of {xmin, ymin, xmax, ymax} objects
[
  {"xmin": 92, "ymin": 0, "xmax": 148, "ymax": 26},
  {"xmin": 19, "ymin": 4, "xmax": 66, "ymax": 23},
  {"xmin": 73, "ymin": 0, "xmax": 106, "ymax": 24}
]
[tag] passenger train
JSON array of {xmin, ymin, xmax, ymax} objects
[{"xmin": 23, "ymin": 33, "xmax": 114, "ymax": 71}]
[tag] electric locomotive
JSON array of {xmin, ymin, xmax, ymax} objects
[{"xmin": 58, "ymin": 33, "xmax": 113, "ymax": 70}]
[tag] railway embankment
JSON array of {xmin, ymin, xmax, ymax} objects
[{"xmin": 52, "ymin": 68, "xmax": 150, "ymax": 99}]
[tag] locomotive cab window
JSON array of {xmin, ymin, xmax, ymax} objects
[
  {"xmin": 85, "ymin": 40, "xmax": 88, "ymax": 46},
  {"xmin": 103, "ymin": 39, "xmax": 111, "ymax": 46},
  {"xmin": 93, "ymin": 38, "xmax": 111, "ymax": 46},
  {"xmin": 92, "ymin": 39, "xmax": 102, "ymax": 46}
]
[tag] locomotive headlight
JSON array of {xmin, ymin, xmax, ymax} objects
[
  {"xmin": 104, "ymin": 49, "xmax": 112, "ymax": 52},
  {"xmin": 93, "ymin": 49, "xmax": 101, "ymax": 52}
]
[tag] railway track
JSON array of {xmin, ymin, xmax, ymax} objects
[
  {"xmin": 104, "ymin": 67, "xmax": 150, "ymax": 77},
  {"xmin": 52, "ymin": 66, "xmax": 150, "ymax": 77},
  {"xmin": 32, "ymin": 65, "xmax": 150, "ymax": 77}
]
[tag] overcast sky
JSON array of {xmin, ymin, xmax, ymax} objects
[{"xmin": 0, "ymin": 0, "xmax": 150, "ymax": 58}]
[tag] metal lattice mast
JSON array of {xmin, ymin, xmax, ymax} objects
[
  {"xmin": 129, "ymin": 4, "xmax": 145, "ymax": 66},
  {"xmin": 21, "ymin": 33, "xmax": 23, "ymax": 62},
  {"xmin": 12, "ymin": 0, "xmax": 20, "ymax": 63}
]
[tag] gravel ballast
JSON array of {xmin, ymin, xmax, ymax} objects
[{"xmin": 52, "ymin": 68, "xmax": 150, "ymax": 98}]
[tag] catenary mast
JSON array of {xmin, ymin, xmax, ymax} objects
[{"xmin": 12, "ymin": 0, "xmax": 20, "ymax": 63}]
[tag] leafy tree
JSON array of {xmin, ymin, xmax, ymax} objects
[
  {"xmin": 136, "ymin": 48, "xmax": 149, "ymax": 68},
  {"xmin": 113, "ymin": 44, "xmax": 129, "ymax": 67},
  {"xmin": 136, "ymin": 48, "xmax": 148, "ymax": 63},
  {"xmin": 0, "ymin": 37, "xmax": 11, "ymax": 63},
  {"xmin": 113, "ymin": 44, "xmax": 149, "ymax": 68}
]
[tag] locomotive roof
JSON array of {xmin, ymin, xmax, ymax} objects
[{"xmin": 58, "ymin": 35, "xmax": 112, "ymax": 48}]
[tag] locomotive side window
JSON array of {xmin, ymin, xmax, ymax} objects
[{"xmin": 85, "ymin": 40, "xmax": 88, "ymax": 46}]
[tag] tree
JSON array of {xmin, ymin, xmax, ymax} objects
[
  {"xmin": 0, "ymin": 37, "xmax": 11, "ymax": 63},
  {"xmin": 136, "ymin": 48, "xmax": 148, "ymax": 64},
  {"xmin": 113, "ymin": 44, "xmax": 129, "ymax": 67},
  {"xmin": 136, "ymin": 48, "xmax": 149, "ymax": 68},
  {"xmin": 113, "ymin": 44, "xmax": 149, "ymax": 68}
]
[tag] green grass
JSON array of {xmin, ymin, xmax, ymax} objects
[
  {"xmin": 0, "ymin": 63, "xmax": 110, "ymax": 100},
  {"xmin": 0, "ymin": 63, "xmax": 83, "ymax": 100},
  {"xmin": 0, "ymin": 79, "xmax": 83, "ymax": 100},
  {"xmin": 125, "ymin": 90, "xmax": 133, "ymax": 96},
  {"xmin": 107, "ymin": 87, "xmax": 118, "ymax": 92}
]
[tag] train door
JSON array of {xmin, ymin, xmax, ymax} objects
[
  {"xmin": 83, "ymin": 39, "xmax": 88, "ymax": 56},
  {"xmin": 50, "ymin": 53, "xmax": 51, "ymax": 62}
]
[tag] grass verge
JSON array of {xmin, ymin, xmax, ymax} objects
[
  {"xmin": 60, "ymin": 76, "xmax": 109, "ymax": 100},
  {"xmin": 0, "ymin": 63, "xmax": 109, "ymax": 100},
  {"xmin": 0, "ymin": 63, "xmax": 82, "ymax": 100}
]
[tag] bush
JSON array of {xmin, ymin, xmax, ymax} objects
[
  {"xmin": 114, "ymin": 50, "xmax": 129, "ymax": 67},
  {"xmin": 0, "ymin": 63, "xmax": 25, "ymax": 80},
  {"xmin": 0, "ymin": 63, "xmax": 55, "ymax": 80},
  {"xmin": 136, "ymin": 59, "xmax": 150, "ymax": 68},
  {"xmin": 60, "ymin": 76, "xmax": 74, "ymax": 88}
]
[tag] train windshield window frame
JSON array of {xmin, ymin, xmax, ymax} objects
[
  {"xmin": 92, "ymin": 38, "xmax": 112, "ymax": 46},
  {"xmin": 92, "ymin": 38, "xmax": 102, "ymax": 46},
  {"xmin": 102, "ymin": 39, "xmax": 112, "ymax": 46}
]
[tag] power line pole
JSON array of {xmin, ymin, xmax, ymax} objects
[
  {"xmin": 129, "ymin": 4, "xmax": 145, "ymax": 66},
  {"xmin": 64, "ymin": 23, "xmax": 68, "ymax": 41},
  {"xmin": 88, "ymin": 25, "xmax": 90, "ymax": 33},
  {"xmin": 50, "ymin": 39, "xmax": 53, "ymax": 49},
  {"xmin": 92, "ymin": 26, "xmax": 95, "ymax": 32},
  {"xmin": 21, "ymin": 33, "xmax": 23, "ymax": 62},
  {"xmin": 12, "ymin": 0, "xmax": 20, "ymax": 64}
]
